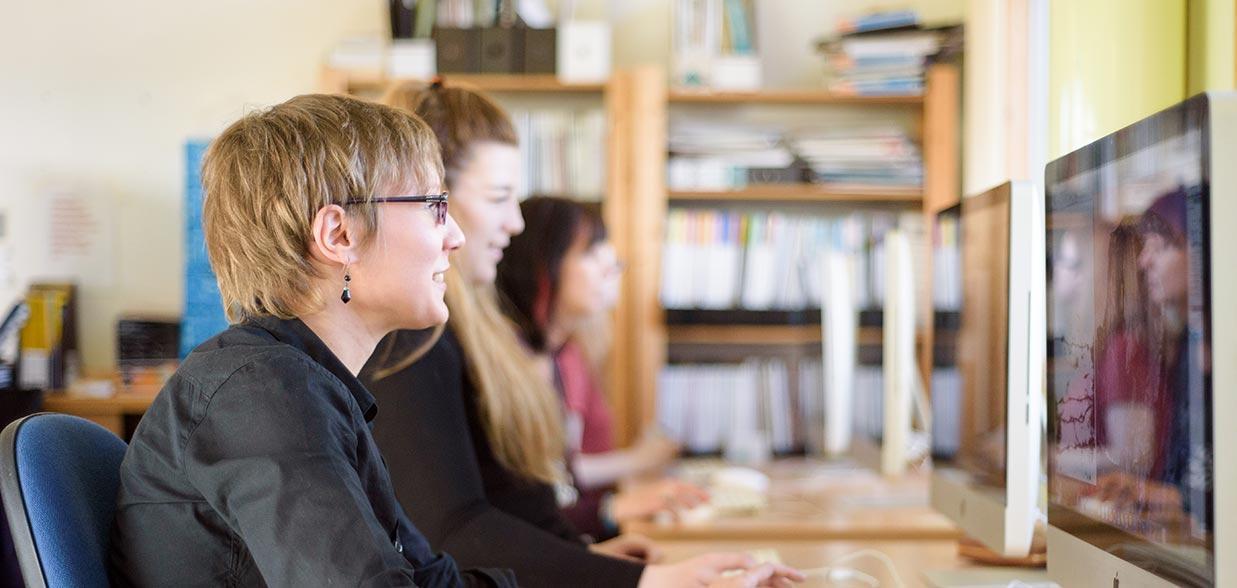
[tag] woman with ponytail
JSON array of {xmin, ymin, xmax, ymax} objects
[{"xmin": 361, "ymin": 80, "xmax": 801, "ymax": 588}]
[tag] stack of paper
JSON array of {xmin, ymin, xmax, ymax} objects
[
  {"xmin": 788, "ymin": 125, "xmax": 922, "ymax": 189},
  {"xmin": 668, "ymin": 123, "xmax": 792, "ymax": 191},
  {"xmin": 815, "ymin": 11, "xmax": 962, "ymax": 96}
]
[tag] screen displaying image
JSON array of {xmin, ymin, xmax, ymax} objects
[
  {"xmin": 1046, "ymin": 96, "xmax": 1213, "ymax": 586},
  {"xmin": 934, "ymin": 187, "xmax": 1012, "ymax": 491}
]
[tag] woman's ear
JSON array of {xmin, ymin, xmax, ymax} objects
[{"xmin": 309, "ymin": 204, "xmax": 359, "ymax": 266}]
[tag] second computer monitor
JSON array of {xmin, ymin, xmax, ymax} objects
[
  {"xmin": 930, "ymin": 180, "xmax": 1042, "ymax": 557},
  {"xmin": 1045, "ymin": 92, "xmax": 1236, "ymax": 588}
]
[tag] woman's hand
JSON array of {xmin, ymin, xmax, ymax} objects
[
  {"xmin": 708, "ymin": 563, "xmax": 806, "ymax": 588},
  {"xmin": 637, "ymin": 553, "xmax": 804, "ymax": 588},
  {"xmin": 613, "ymin": 478, "xmax": 710, "ymax": 523},
  {"xmin": 631, "ymin": 431, "xmax": 682, "ymax": 473},
  {"xmin": 589, "ymin": 533, "xmax": 664, "ymax": 563}
]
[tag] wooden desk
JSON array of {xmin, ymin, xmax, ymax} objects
[
  {"xmin": 659, "ymin": 539, "xmax": 969, "ymax": 588},
  {"xmin": 624, "ymin": 459, "xmax": 960, "ymax": 542},
  {"xmin": 41, "ymin": 393, "xmax": 154, "ymax": 437}
]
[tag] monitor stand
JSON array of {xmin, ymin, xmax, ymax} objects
[
  {"xmin": 922, "ymin": 568, "xmax": 1055, "ymax": 587},
  {"xmin": 923, "ymin": 536, "xmax": 1056, "ymax": 587}
]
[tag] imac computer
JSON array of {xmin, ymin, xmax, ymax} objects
[
  {"xmin": 1045, "ymin": 93, "xmax": 1236, "ymax": 587},
  {"xmin": 850, "ymin": 229, "xmax": 931, "ymax": 477},
  {"xmin": 930, "ymin": 181, "xmax": 1044, "ymax": 558}
]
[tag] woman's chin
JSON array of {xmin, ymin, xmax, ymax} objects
[{"xmin": 395, "ymin": 308, "xmax": 448, "ymax": 331}]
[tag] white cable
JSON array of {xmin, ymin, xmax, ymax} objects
[
  {"xmin": 799, "ymin": 549, "xmax": 907, "ymax": 588},
  {"xmin": 798, "ymin": 566, "xmax": 880, "ymax": 587}
]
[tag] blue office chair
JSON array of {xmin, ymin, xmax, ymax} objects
[{"xmin": 0, "ymin": 413, "xmax": 127, "ymax": 587}]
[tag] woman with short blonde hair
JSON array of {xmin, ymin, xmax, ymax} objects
[{"xmin": 110, "ymin": 94, "xmax": 514, "ymax": 587}]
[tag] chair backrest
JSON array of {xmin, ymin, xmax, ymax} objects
[{"xmin": 0, "ymin": 413, "xmax": 127, "ymax": 588}]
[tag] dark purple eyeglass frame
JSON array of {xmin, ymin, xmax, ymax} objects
[{"xmin": 344, "ymin": 192, "xmax": 449, "ymax": 225}]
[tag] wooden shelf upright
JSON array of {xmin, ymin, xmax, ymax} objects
[{"xmin": 615, "ymin": 64, "xmax": 962, "ymax": 445}]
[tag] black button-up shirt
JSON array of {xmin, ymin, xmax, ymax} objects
[{"xmin": 108, "ymin": 316, "xmax": 515, "ymax": 587}]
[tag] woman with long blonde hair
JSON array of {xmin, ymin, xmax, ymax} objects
[{"xmin": 362, "ymin": 80, "xmax": 801, "ymax": 588}]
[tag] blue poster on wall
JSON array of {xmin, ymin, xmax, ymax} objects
[{"xmin": 179, "ymin": 139, "xmax": 228, "ymax": 358}]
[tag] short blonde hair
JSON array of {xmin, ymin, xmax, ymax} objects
[{"xmin": 202, "ymin": 94, "xmax": 443, "ymax": 323}]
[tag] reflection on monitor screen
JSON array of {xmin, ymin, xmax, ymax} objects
[
  {"xmin": 936, "ymin": 189, "xmax": 1012, "ymax": 490},
  {"xmin": 929, "ymin": 182, "xmax": 1040, "ymax": 558},
  {"xmin": 1046, "ymin": 97, "xmax": 1214, "ymax": 586}
]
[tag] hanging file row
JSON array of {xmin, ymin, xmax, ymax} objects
[{"xmin": 660, "ymin": 208, "xmax": 925, "ymax": 312}]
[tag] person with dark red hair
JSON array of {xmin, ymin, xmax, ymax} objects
[{"xmin": 496, "ymin": 197, "xmax": 709, "ymax": 541}]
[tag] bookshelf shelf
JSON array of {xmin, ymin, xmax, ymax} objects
[
  {"xmin": 669, "ymin": 324, "xmax": 821, "ymax": 345},
  {"xmin": 667, "ymin": 325, "xmax": 889, "ymax": 346},
  {"xmin": 337, "ymin": 72, "xmax": 607, "ymax": 94},
  {"xmin": 669, "ymin": 184, "xmax": 922, "ymax": 204},
  {"xmin": 668, "ymin": 89, "xmax": 923, "ymax": 105}
]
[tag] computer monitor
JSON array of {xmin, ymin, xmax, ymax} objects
[
  {"xmin": 1045, "ymin": 93, "xmax": 1237, "ymax": 587},
  {"xmin": 930, "ymin": 181, "xmax": 1042, "ymax": 557},
  {"xmin": 848, "ymin": 229, "xmax": 931, "ymax": 476}
]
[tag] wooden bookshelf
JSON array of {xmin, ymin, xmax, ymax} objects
[
  {"xmin": 612, "ymin": 63, "xmax": 962, "ymax": 446},
  {"xmin": 669, "ymin": 184, "xmax": 922, "ymax": 204},
  {"xmin": 322, "ymin": 69, "xmax": 606, "ymax": 95},
  {"xmin": 668, "ymin": 89, "xmax": 923, "ymax": 106}
]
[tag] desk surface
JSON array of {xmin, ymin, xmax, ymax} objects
[
  {"xmin": 659, "ymin": 538, "xmax": 967, "ymax": 588},
  {"xmin": 624, "ymin": 459, "xmax": 960, "ymax": 542},
  {"xmin": 42, "ymin": 393, "xmax": 155, "ymax": 413},
  {"xmin": 42, "ymin": 392, "xmax": 155, "ymax": 437}
]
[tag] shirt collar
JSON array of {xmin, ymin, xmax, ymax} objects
[{"xmin": 248, "ymin": 315, "xmax": 378, "ymax": 422}]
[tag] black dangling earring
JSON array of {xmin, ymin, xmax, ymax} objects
[{"xmin": 340, "ymin": 269, "xmax": 352, "ymax": 304}]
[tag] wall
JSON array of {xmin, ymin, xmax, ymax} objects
[
  {"xmin": 1187, "ymin": 0, "xmax": 1235, "ymax": 94},
  {"xmin": 0, "ymin": 1, "xmax": 386, "ymax": 373},
  {"xmin": 2, "ymin": 0, "xmax": 966, "ymax": 374},
  {"xmin": 1048, "ymin": 0, "xmax": 1186, "ymax": 159}
]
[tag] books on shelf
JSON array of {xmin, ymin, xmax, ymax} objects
[
  {"xmin": 18, "ymin": 283, "xmax": 78, "ymax": 390},
  {"xmin": 788, "ymin": 125, "xmax": 922, "ymax": 188},
  {"xmin": 930, "ymin": 364, "xmax": 961, "ymax": 458},
  {"xmin": 658, "ymin": 358, "xmax": 822, "ymax": 455},
  {"xmin": 932, "ymin": 212, "xmax": 962, "ymax": 311},
  {"xmin": 669, "ymin": 122, "xmax": 792, "ymax": 191},
  {"xmin": 672, "ymin": 0, "xmax": 759, "ymax": 88},
  {"xmin": 669, "ymin": 122, "xmax": 921, "ymax": 192},
  {"xmin": 835, "ymin": 9, "xmax": 920, "ymax": 35},
  {"xmin": 660, "ymin": 208, "xmax": 924, "ymax": 314},
  {"xmin": 815, "ymin": 10, "xmax": 963, "ymax": 96},
  {"xmin": 511, "ymin": 108, "xmax": 606, "ymax": 201}
]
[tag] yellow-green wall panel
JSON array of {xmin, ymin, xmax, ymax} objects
[
  {"xmin": 1187, "ymin": 0, "xmax": 1235, "ymax": 93},
  {"xmin": 1049, "ymin": 0, "xmax": 1186, "ymax": 159}
]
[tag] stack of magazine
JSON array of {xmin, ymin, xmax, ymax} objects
[{"xmin": 815, "ymin": 10, "xmax": 963, "ymax": 96}]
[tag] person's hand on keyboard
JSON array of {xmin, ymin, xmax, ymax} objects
[
  {"xmin": 614, "ymin": 478, "xmax": 710, "ymax": 522},
  {"xmin": 637, "ymin": 553, "xmax": 804, "ymax": 588},
  {"xmin": 589, "ymin": 532, "xmax": 664, "ymax": 563}
]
